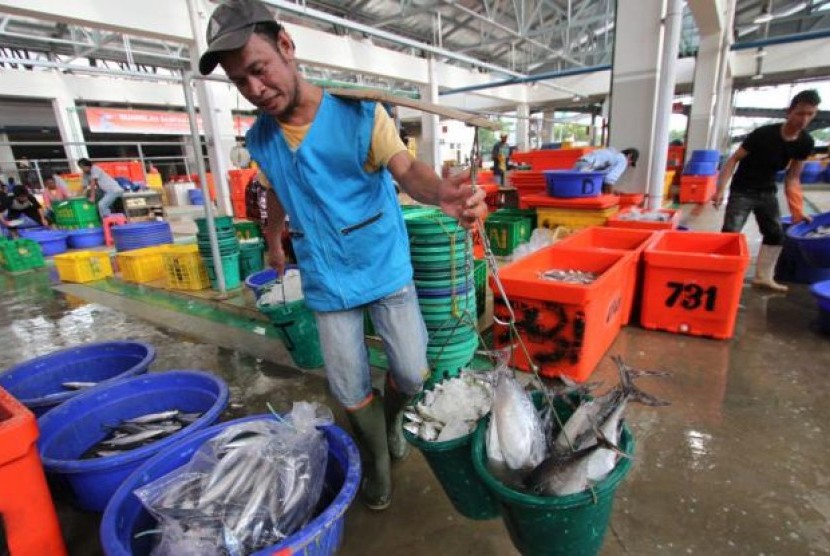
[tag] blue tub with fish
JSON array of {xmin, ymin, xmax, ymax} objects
[
  {"xmin": 810, "ymin": 280, "xmax": 830, "ymax": 335},
  {"xmin": 99, "ymin": 415, "xmax": 361, "ymax": 556},
  {"xmin": 786, "ymin": 211, "xmax": 830, "ymax": 268},
  {"xmin": 543, "ymin": 170, "xmax": 604, "ymax": 198},
  {"xmin": 0, "ymin": 341, "xmax": 156, "ymax": 416},
  {"xmin": 244, "ymin": 264, "xmax": 298, "ymax": 300},
  {"xmin": 36, "ymin": 370, "xmax": 229, "ymax": 512}
]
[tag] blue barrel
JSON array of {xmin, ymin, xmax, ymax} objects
[
  {"xmin": 19, "ymin": 229, "xmax": 69, "ymax": 255},
  {"xmin": 0, "ymin": 341, "xmax": 155, "ymax": 416},
  {"xmin": 787, "ymin": 211, "xmax": 830, "ymax": 268},
  {"xmin": 542, "ymin": 170, "xmax": 604, "ymax": 198},
  {"xmin": 776, "ymin": 217, "xmax": 830, "ymax": 284},
  {"xmin": 689, "ymin": 149, "xmax": 720, "ymax": 163},
  {"xmin": 37, "ymin": 370, "xmax": 229, "ymax": 512},
  {"xmin": 811, "ymin": 280, "xmax": 830, "ymax": 335},
  {"xmin": 187, "ymin": 189, "xmax": 204, "ymax": 205},
  {"xmin": 99, "ymin": 415, "xmax": 361, "ymax": 556},
  {"xmin": 67, "ymin": 227, "xmax": 106, "ymax": 249},
  {"xmin": 111, "ymin": 222, "xmax": 173, "ymax": 252},
  {"xmin": 683, "ymin": 161, "xmax": 718, "ymax": 176}
]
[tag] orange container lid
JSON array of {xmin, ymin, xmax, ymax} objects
[
  {"xmin": 493, "ymin": 245, "xmax": 632, "ymax": 304},
  {"xmin": 555, "ymin": 226, "xmax": 659, "ymax": 255},
  {"xmin": 645, "ymin": 231, "xmax": 749, "ymax": 272},
  {"xmin": 0, "ymin": 386, "xmax": 38, "ymax": 464},
  {"xmin": 521, "ymin": 193, "xmax": 620, "ymax": 209}
]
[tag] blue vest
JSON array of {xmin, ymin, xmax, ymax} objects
[{"xmin": 246, "ymin": 92, "xmax": 412, "ymax": 312}]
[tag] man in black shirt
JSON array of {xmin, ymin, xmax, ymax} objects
[{"xmin": 713, "ymin": 89, "xmax": 820, "ymax": 292}]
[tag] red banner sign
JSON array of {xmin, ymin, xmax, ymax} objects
[{"xmin": 85, "ymin": 107, "xmax": 255, "ymax": 136}]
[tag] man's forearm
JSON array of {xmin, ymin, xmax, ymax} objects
[
  {"xmin": 395, "ymin": 159, "xmax": 443, "ymax": 206},
  {"xmin": 716, "ymin": 158, "xmax": 738, "ymax": 193}
]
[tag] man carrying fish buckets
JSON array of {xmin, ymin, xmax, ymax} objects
[{"xmin": 200, "ymin": 0, "xmax": 487, "ymax": 510}]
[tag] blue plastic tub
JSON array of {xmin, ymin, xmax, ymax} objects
[
  {"xmin": 36, "ymin": 370, "xmax": 228, "ymax": 512},
  {"xmin": 542, "ymin": 170, "xmax": 604, "ymax": 198},
  {"xmin": 187, "ymin": 189, "xmax": 204, "ymax": 205},
  {"xmin": 776, "ymin": 217, "xmax": 830, "ymax": 284},
  {"xmin": 684, "ymin": 161, "xmax": 718, "ymax": 176},
  {"xmin": 67, "ymin": 227, "xmax": 106, "ymax": 249},
  {"xmin": 19, "ymin": 229, "xmax": 69, "ymax": 255},
  {"xmin": 810, "ymin": 280, "xmax": 830, "ymax": 334},
  {"xmin": 801, "ymin": 171, "xmax": 824, "ymax": 184},
  {"xmin": 243, "ymin": 265, "xmax": 299, "ymax": 300},
  {"xmin": 787, "ymin": 211, "xmax": 830, "ymax": 268},
  {"xmin": 689, "ymin": 149, "xmax": 720, "ymax": 163},
  {"xmin": 99, "ymin": 415, "xmax": 361, "ymax": 556},
  {"xmin": 0, "ymin": 341, "xmax": 155, "ymax": 416}
]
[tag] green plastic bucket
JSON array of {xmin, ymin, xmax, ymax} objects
[
  {"xmin": 203, "ymin": 253, "xmax": 242, "ymax": 290},
  {"xmin": 239, "ymin": 241, "xmax": 264, "ymax": 280},
  {"xmin": 195, "ymin": 216, "xmax": 234, "ymax": 235},
  {"xmin": 257, "ymin": 298, "xmax": 324, "ymax": 369},
  {"xmin": 471, "ymin": 406, "xmax": 635, "ymax": 556},
  {"xmin": 234, "ymin": 220, "xmax": 262, "ymax": 240},
  {"xmin": 402, "ymin": 388, "xmax": 500, "ymax": 520}
]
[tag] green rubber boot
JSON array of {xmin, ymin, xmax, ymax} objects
[
  {"xmin": 346, "ymin": 394, "xmax": 392, "ymax": 511},
  {"xmin": 384, "ymin": 378, "xmax": 412, "ymax": 461}
]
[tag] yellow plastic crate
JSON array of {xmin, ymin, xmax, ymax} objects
[
  {"xmin": 664, "ymin": 169, "xmax": 676, "ymax": 200},
  {"xmin": 536, "ymin": 206, "xmax": 620, "ymax": 230},
  {"xmin": 116, "ymin": 246, "xmax": 168, "ymax": 284},
  {"xmin": 162, "ymin": 244, "xmax": 210, "ymax": 290},
  {"xmin": 54, "ymin": 251, "xmax": 113, "ymax": 283}
]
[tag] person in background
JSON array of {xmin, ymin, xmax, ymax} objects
[
  {"xmin": 713, "ymin": 89, "xmax": 820, "ymax": 293},
  {"xmin": 41, "ymin": 174, "xmax": 70, "ymax": 224},
  {"xmin": 491, "ymin": 133, "xmax": 510, "ymax": 186},
  {"xmin": 4, "ymin": 185, "xmax": 47, "ymax": 232},
  {"xmin": 199, "ymin": 0, "xmax": 486, "ymax": 511},
  {"xmin": 78, "ymin": 158, "xmax": 123, "ymax": 218},
  {"xmin": 573, "ymin": 147, "xmax": 639, "ymax": 194}
]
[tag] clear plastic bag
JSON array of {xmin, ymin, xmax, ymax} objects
[{"xmin": 135, "ymin": 402, "xmax": 333, "ymax": 556}]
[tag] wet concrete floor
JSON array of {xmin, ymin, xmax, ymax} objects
[{"xmin": 1, "ymin": 196, "xmax": 829, "ymax": 555}]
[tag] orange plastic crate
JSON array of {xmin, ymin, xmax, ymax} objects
[
  {"xmin": 228, "ymin": 168, "xmax": 258, "ymax": 199},
  {"xmin": 232, "ymin": 196, "xmax": 248, "ymax": 219},
  {"xmin": 511, "ymin": 148, "xmax": 595, "ymax": 170},
  {"xmin": 679, "ymin": 175, "xmax": 717, "ymax": 203},
  {"xmin": 606, "ymin": 207, "xmax": 681, "ymax": 231},
  {"xmin": 554, "ymin": 227, "xmax": 660, "ymax": 325},
  {"xmin": 641, "ymin": 231, "xmax": 749, "ymax": 339},
  {"xmin": 491, "ymin": 246, "xmax": 631, "ymax": 381},
  {"xmin": 0, "ymin": 387, "xmax": 67, "ymax": 555}
]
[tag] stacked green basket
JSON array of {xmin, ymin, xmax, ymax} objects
[
  {"xmin": 54, "ymin": 198, "xmax": 101, "ymax": 229},
  {"xmin": 404, "ymin": 208, "xmax": 478, "ymax": 383},
  {"xmin": 239, "ymin": 238, "xmax": 265, "ymax": 281},
  {"xmin": 195, "ymin": 216, "xmax": 241, "ymax": 289}
]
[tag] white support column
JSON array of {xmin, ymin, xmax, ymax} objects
[
  {"xmin": 52, "ymin": 95, "xmax": 88, "ymax": 170},
  {"xmin": 608, "ymin": 0, "xmax": 665, "ymax": 193},
  {"xmin": 687, "ymin": 33, "xmax": 721, "ymax": 154},
  {"xmin": 541, "ymin": 110, "xmax": 554, "ymax": 145},
  {"xmin": 516, "ymin": 103, "xmax": 530, "ymax": 152},
  {"xmin": 420, "ymin": 57, "xmax": 441, "ymax": 174},
  {"xmin": 0, "ymin": 133, "xmax": 19, "ymax": 182},
  {"xmin": 715, "ymin": 74, "xmax": 735, "ymax": 152},
  {"xmin": 188, "ymin": 0, "xmax": 234, "ymax": 217}
]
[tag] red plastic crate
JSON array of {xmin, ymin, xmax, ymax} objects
[
  {"xmin": 232, "ymin": 196, "xmax": 247, "ymax": 219},
  {"xmin": 679, "ymin": 175, "xmax": 717, "ymax": 203},
  {"xmin": 491, "ymin": 246, "xmax": 630, "ymax": 381},
  {"xmin": 606, "ymin": 207, "xmax": 681, "ymax": 231},
  {"xmin": 520, "ymin": 193, "xmax": 620, "ymax": 210},
  {"xmin": 511, "ymin": 148, "xmax": 595, "ymax": 170},
  {"xmin": 0, "ymin": 386, "xmax": 67, "ymax": 555},
  {"xmin": 641, "ymin": 231, "xmax": 749, "ymax": 339},
  {"xmin": 228, "ymin": 168, "xmax": 258, "ymax": 200},
  {"xmin": 554, "ymin": 227, "xmax": 660, "ymax": 325}
]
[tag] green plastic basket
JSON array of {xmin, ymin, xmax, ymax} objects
[
  {"xmin": 195, "ymin": 216, "xmax": 234, "ymax": 235},
  {"xmin": 234, "ymin": 220, "xmax": 262, "ymax": 240},
  {"xmin": 0, "ymin": 239, "xmax": 45, "ymax": 272},
  {"xmin": 484, "ymin": 215, "xmax": 532, "ymax": 256},
  {"xmin": 54, "ymin": 198, "xmax": 100, "ymax": 225}
]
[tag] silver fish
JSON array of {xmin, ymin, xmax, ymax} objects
[
  {"xmin": 526, "ymin": 435, "xmax": 622, "ymax": 496},
  {"xmin": 95, "ymin": 449, "xmax": 125, "ymax": 458},
  {"xmin": 490, "ymin": 371, "xmax": 546, "ymax": 471},
  {"xmin": 125, "ymin": 410, "xmax": 180, "ymax": 424},
  {"xmin": 539, "ymin": 269, "xmax": 598, "ymax": 284},
  {"xmin": 102, "ymin": 428, "xmax": 168, "ymax": 448},
  {"xmin": 62, "ymin": 381, "xmax": 97, "ymax": 390}
]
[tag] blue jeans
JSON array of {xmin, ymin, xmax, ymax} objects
[
  {"xmin": 98, "ymin": 190, "xmax": 123, "ymax": 218},
  {"xmin": 314, "ymin": 282, "xmax": 429, "ymax": 408}
]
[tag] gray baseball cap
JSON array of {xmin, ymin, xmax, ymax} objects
[{"xmin": 198, "ymin": 0, "xmax": 278, "ymax": 75}]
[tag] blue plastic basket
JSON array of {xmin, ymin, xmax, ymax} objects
[
  {"xmin": 36, "ymin": 370, "xmax": 229, "ymax": 512},
  {"xmin": 112, "ymin": 222, "xmax": 173, "ymax": 253},
  {"xmin": 776, "ymin": 217, "xmax": 830, "ymax": 284},
  {"xmin": 542, "ymin": 170, "xmax": 604, "ymax": 198},
  {"xmin": 187, "ymin": 189, "xmax": 205, "ymax": 205},
  {"xmin": 689, "ymin": 149, "xmax": 720, "ymax": 163},
  {"xmin": 683, "ymin": 161, "xmax": 718, "ymax": 176},
  {"xmin": 19, "ymin": 229, "xmax": 69, "ymax": 256},
  {"xmin": 0, "ymin": 341, "xmax": 155, "ymax": 416},
  {"xmin": 99, "ymin": 415, "xmax": 361, "ymax": 556},
  {"xmin": 67, "ymin": 227, "xmax": 106, "ymax": 249},
  {"xmin": 786, "ymin": 211, "xmax": 830, "ymax": 268}
]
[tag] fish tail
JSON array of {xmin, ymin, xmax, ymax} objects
[{"xmin": 611, "ymin": 355, "xmax": 671, "ymax": 407}]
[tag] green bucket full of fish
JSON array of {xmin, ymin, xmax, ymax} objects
[
  {"xmin": 402, "ymin": 372, "xmax": 500, "ymax": 520},
  {"xmin": 258, "ymin": 297, "xmax": 324, "ymax": 369},
  {"xmin": 469, "ymin": 356, "xmax": 658, "ymax": 556}
]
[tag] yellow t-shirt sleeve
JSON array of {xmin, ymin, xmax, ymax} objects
[{"xmin": 366, "ymin": 103, "xmax": 408, "ymax": 172}]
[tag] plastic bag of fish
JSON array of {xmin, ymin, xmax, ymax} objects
[
  {"xmin": 486, "ymin": 356, "xmax": 669, "ymax": 498},
  {"xmin": 404, "ymin": 371, "xmax": 493, "ymax": 443},
  {"xmin": 135, "ymin": 402, "xmax": 333, "ymax": 556}
]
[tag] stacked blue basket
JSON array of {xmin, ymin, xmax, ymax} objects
[
  {"xmin": 19, "ymin": 229, "xmax": 69, "ymax": 256},
  {"xmin": 683, "ymin": 149, "xmax": 720, "ymax": 176},
  {"xmin": 111, "ymin": 222, "xmax": 173, "ymax": 252},
  {"xmin": 800, "ymin": 161, "xmax": 824, "ymax": 184},
  {"xmin": 67, "ymin": 228, "xmax": 106, "ymax": 249}
]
